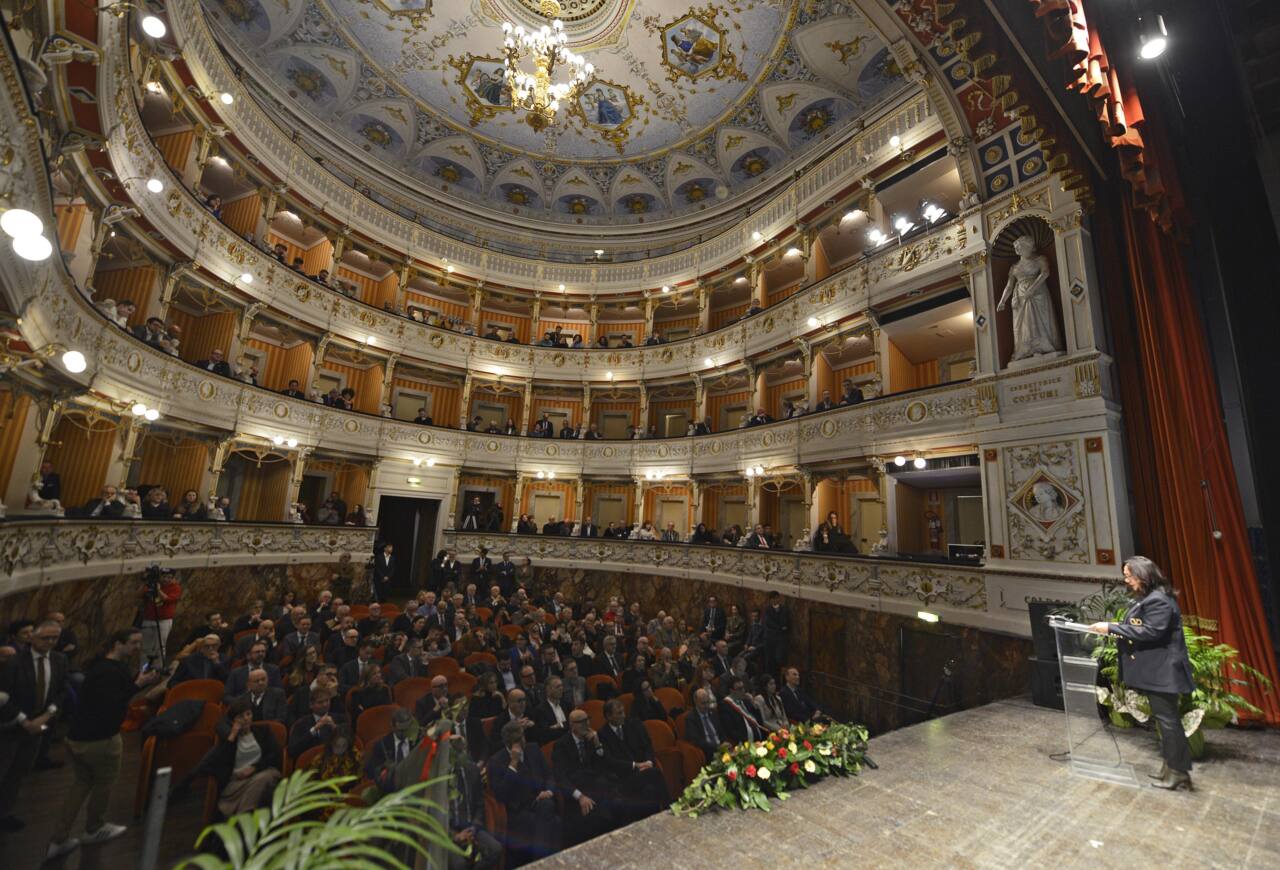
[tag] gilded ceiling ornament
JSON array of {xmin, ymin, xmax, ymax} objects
[
  {"xmin": 567, "ymin": 78, "xmax": 646, "ymax": 155},
  {"xmin": 649, "ymin": 7, "xmax": 747, "ymax": 85},
  {"xmin": 447, "ymin": 54, "xmax": 513, "ymax": 127},
  {"xmin": 825, "ymin": 35, "xmax": 867, "ymax": 65}
]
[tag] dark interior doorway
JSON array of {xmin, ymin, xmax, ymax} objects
[{"xmin": 375, "ymin": 495, "xmax": 441, "ymax": 593}]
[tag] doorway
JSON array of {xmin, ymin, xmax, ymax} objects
[
  {"xmin": 662, "ymin": 412, "xmax": 689, "ymax": 437},
  {"xmin": 375, "ymin": 494, "xmax": 441, "ymax": 591},
  {"xmin": 719, "ymin": 404, "xmax": 746, "ymax": 431},
  {"xmin": 655, "ymin": 496, "xmax": 687, "ymax": 535},
  {"xmin": 298, "ymin": 473, "xmax": 332, "ymax": 520},
  {"xmin": 593, "ymin": 494, "xmax": 626, "ymax": 527},
  {"xmin": 600, "ymin": 412, "xmax": 631, "ymax": 439},
  {"xmin": 393, "ymin": 389, "xmax": 431, "ymax": 422},
  {"xmin": 780, "ymin": 498, "xmax": 807, "ymax": 548},
  {"xmin": 531, "ymin": 492, "xmax": 565, "ymax": 525},
  {"xmin": 720, "ymin": 498, "xmax": 747, "ymax": 533}
]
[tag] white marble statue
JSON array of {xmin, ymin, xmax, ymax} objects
[
  {"xmin": 997, "ymin": 235, "xmax": 1064, "ymax": 361},
  {"xmin": 793, "ymin": 529, "xmax": 812, "ymax": 552},
  {"xmin": 26, "ymin": 478, "xmax": 64, "ymax": 516}
]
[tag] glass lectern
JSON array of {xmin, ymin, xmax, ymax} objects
[{"xmin": 1049, "ymin": 616, "xmax": 1139, "ymax": 786}]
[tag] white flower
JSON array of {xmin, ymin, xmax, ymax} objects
[
  {"xmin": 757, "ymin": 766, "xmax": 771, "ymax": 780},
  {"xmin": 787, "ymin": 742, "xmax": 797, "ymax": 753},
  {"xmin": 818, "ymin": 746, "xmax": 831, "ymax": 756},
  {"xmin": 755, "ymin": 745, "xmax": 768, "ymax": 757},
  {"xmin": 803, "ymin": 760, "xmax": 817, "ymax": 773}
]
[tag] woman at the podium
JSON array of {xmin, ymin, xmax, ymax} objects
[{"xmin": 1089, "ymin": 556, "xmax": 1195, "ymax": 790}]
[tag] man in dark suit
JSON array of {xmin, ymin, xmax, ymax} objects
[
  {"xmin": 598, "ymin": 699, "xmax": 669, "ymax": 821},
  {"xmin": 700, "ymin": 595, "xmax": 727, "ymax": 642},
  {"xmin": 386, "ymin": 638, "xmax": 428, "ymax": 686},
  {"xmin": 495, "ymin": 553, "xmax": 517, "ymax": 597},
  {"xmin": 485, "ymin": 689, "xmax": 536, "ymax": 758},
  {"xmin": 288, "ymin": 687, "xmax": 346, "ymax": 758},
  {"xmin": 337, "ymin": 638, "xmax": 379, "ymax": 693},
  {"xmin": 813, "ymin": 389, "xmax": 836, "ymax": 412},
  {"xmin": 170, "ymin": 634, "xmax": 228, "ymax": 685},
  {"xmin": 278, "ymin": 615, "xmax": 319, "ymax": 662},
  {"xmin": 37, "ymin": 461, "xmax": 60, "ymax": 502},
  {"xmin": 763, "ymin": 591, "xmax": 790, "ymax": 676},
  {"xmin": 76, "ymin": 485, "xmax": 127, "ymax": 519},
  {"xmin": 132, "ymin": 316, "xmax": 167, "ymax": 348},
  {"xmin": 720, "ymin": 676, "xmax": 768, "ymax": 743},
  {"xmin": 224, "ymin": 642, "xmax": 283, "ymax": 699},
  {"xmin": 531, "ymin": 413, "xmax": 554, "ymax": 438},
  {"xmin": 232, "ymin": 668, "xmax": 288, "ymax": 723},
  {"xmin": 280, "ymin": 379, "xmax": 307, "ymax": 400},
  {"xmin": 780, "ymin": 667, "xmax": 826, "ymax": 723},
  {"xmin": 746, "ymin": 408, "xmax": 774, "ymax": 426},
  {"xmin": 578, "ymin": 516, "xmax": 599, "ymax": 537},
  {"xmin": 709, "ymin": 640, "xmax": 733, "ymax": 679},
  {"xmin": 487, "ymin": 721, "xmax": 559, "ymax": 864},
  {"xmin": 411, "ymin": 407, "xmax": 433, "ymax": 426},
  {"xmin": 552, "ymin": 710, "xmax": 619, "ymax": 845},
  {"xmin": 234, "ymin": 621, "xmax": 278, "ymax": 660},
  {"xmin": 363, "ymin": 708, "xmax": 418, "ymax": 783},
  {"xmin": 446, "ymin": 744, "xmax": 502, "ymax": 869},
  {"xmin": 743, "ymin": 524, "xmax": 773, "ymax": 549},
  {"xmin": 541, "ymin": 516, "xmax": 562, "ymax": 536},
  {"xmin": 530, "ymin": 675, "xmax": 572, "ymax": 745},
  {"xmin": 413, "ymin": 676, "xmax": 452, "ymax": 728},
  {"xmin": 0, "ymin": 619, "xmax": 68, "ymax": 830},
  {"xmin": 371, "ymin": 543, "xmax": 395, "ymax": 602},
  {"xmin": 431, "ymin": 551, "xmax": 460, "ymax": 591},
  {"xmin": 595, "ymin": 635, "xmax": 623, "ymax": 682},
  {"xmin": 692, "ymin": 418, "xmax": 712, "ymax": 436},
  {"xmin": 194, "ymin": 348, "xmax": 232, "ymax": 377},
  {"xmin": 469, "ymin": 546, "xmax": 492, "ymax": 584},
  {"xmin": 684, "ymin": 688, "xmax": 726, "ymax": 762},
  {"xmin": 839, "ymin": 380, "xmax": 864, "ymax": 406}
]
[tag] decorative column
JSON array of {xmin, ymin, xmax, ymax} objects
[
  {"xmin": 696, "ymin": 284, "xmax": 711, "ymax": 334},
  {"xmin": 573, "ymin": 477, "xmax": 585, "ymax": 523},
  {"xmin": 747, "ymin": 361, "xmax": 767, "ymax": 413},
  {"xmin": 690, "ymin": 479, "xmax": 703, "ymax": 528},
  {"xmin": 396, "ymin": 260, "xmax": 415, "ymax": 310},
  {"xmin": 460, "ymin": 373, "xmax": 475, "ymax": 429},
  {"xmin": 468, "ymin": 285, "xmax": 485, "ymax": 329},
  {"xmin": 643, "ymin": 291, "xmax": 655, "ymax": 338},
  {"xmin": 632, "ymin": 476, "xmax": 646, "ymax": 528},
  {"xmin": 746, "ymin": 475, "xmax": 761, "ymax": 529},
  {"xmin": 203, "ymin": 435, "xmax": 236, "ymax": 501},
  {"xmin": 6, "ymin": 398, "xmax": 62, "ymax": 508},
  {"xmin": 693, "ymin": 374, "xmax": 707, "ymax": 423},
  {"xmin": 797, "ymin": 338, "xmax": 815, "ymax": 405},
  {"xmin": 511, "ymin": 472, "xmax": 527, "ymax": 531},
  {"xmin": 190, "ymin": 123, "xmax": 219, "ymax": 188},
  {"xmin": 106, "ymin": 416, "xmax": 145, "ymax": 491},
  {"xmin": 868, "ymin": 457, "xmax": 891, "ymax": 554},
  {"xmin": 157, "ymin": 261, "xmax": 192, "ymax": 320},
  {"xmin": 258, "ymin": 184, "xmax": 286, "ymax": 242},
  {"xmin": 309, "ymin": 333, "xmax": 333, "ymax": 395},
  {"xmin": 284, "ymin": 447, "xmax": 313, "ymax": 519},
  {"xmin": 530, "ymin": 293, "xmax": 543, "ymax": 341},
  {"xmin": 1051, "ymin": 209, "xmax": 1104, "ymax": 355},
  {"xmin": 363, "ymin": 459, "xmax": 383, "ymax": 524},
  {"xmin": 961, "ymin": 252, "xmax": 998, "ymax": 376},
  {"xmin": 582, "ymin": 383, "xmax": 592, "ymax": 433},
  {"xmin": 520, "ymin": 378, "xmax": 534, "ymax": 435},
  {"xmin": 799, "ymin": 227, "xmax": 818, "ymax": 286},
  {"xmin": 229, "ymin": 301, "xmax": 264, "ymax": 366},
  {"xmin": 751, "ymin": 260, "xmax": 767, "ymax": 308},
  {"xmin": 444, "ymin": 466, "xmax": 463, "ymax": 529},
  {"xmin": 638, "ymin": 382, "xmax": 649, "ymax": 433},
  {"xmin": 588, "ymin": 300, "xmax": 599, "ymax": 344},
  {"xmin": 802, "ymin": 469, "xmax": 819, "ymax": 532},
  {"xmin": 380, "ymin": 353, "xmax": 400, "ymax": 411}
]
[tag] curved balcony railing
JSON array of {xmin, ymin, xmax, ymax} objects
[
  {"xmin": 444, "ymin": 530, "xmax": 1107, "ymax": 637},
  {"xmin": 102, "ymin": 28, "xmax": 972, "ymax": 384},
  {"xmin": 0, "ymin": 519, "xmax": 375, "ymax": 596},
  {"xmin": 158, "ymin": 0, "xmax": 941, "ymax": 274}
]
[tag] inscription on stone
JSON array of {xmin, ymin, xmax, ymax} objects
[{"xmin": 1009, "ymin": 378, "xmax": 1060, "ymax": 405}]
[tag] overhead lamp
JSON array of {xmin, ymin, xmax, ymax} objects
[
  {"xmin": 145, "ymin": 81, "xmax": 163, "ymax": 94},
  {"xmin": 703, "ymin": 357, "xmax": 713, "ymax": 367},
  {"xmin": 594, "ymin": 249, "xmax": 604, "ymax": 256},
  {"xmin": 867, "ymin": 228, "xmax": 887, "ymax": 246},
  {"xmin": 645, "ymin": 470, "xmax": 657, "ymax": 480},
  {"xmin": 426, "ymin": 457, "xmax": 436, "ymax": 467},
  {"xmin": 144, "ymin": 408, "xmax": 160, "ymax": 421},
  {"xmin": 61, "ymin": 350, "xmax": 87, "ymax": 373},
  {"xmin": 734, "ymin": 276, "xmax": 748, "ymax": 285},
  {"xmin": 744, "ymin": 467, "xmax": 754, "ymax": 478},
  {"xmin": 558, "ymin": 283, "xmax": 566, "ymax": 291},
  {"xmin": 547, "ymin": 471, "xmax": 556, "ymax": 480},
  {"xmin": 784, "ymin": 247, "xmax": 802, "ymax": 258},
  {"xmin": 889, "ymin": 134, "xmax": 901, "ymax": 148},
  {"xmin": 536, "ymin": 470, "xmax": 545, "ymax": 479},
  {"xmin": 893, "ymin": 216, "xmax": 915, "ymax": 235},
  {"xmin": 219, "ymin": 92, "xmax": 234, "ymax": 105},
  {"xmin": 893, "ymin": 455, "xmax": 906, "ymax": 467},
  {"xmin": 140, "ymin": 15, "xmax": 167, "ymax": 38},
  {"xmin": 146, "ymin": 178, "xmax": 164, "ymax": 193},
  {"xmin": 841, "ymin": 209, "xmax": 864, "ymax": 223},
  {"xmin": 922, "ymin": 203, "xmax": 946, "ymax": 224},
  {"xmin": 407, "ymin": 476, "xmax": 421, "ymax": 485},
  {"xmin": 604, "ymin": 370, "xmax": 613, "ymax": 381},
  {"xmin": 751, "ymin": 230, "xmax": 763, "ymax": 242},
  {"xmin": 239, "ymin": 273, "xmax": 253, "ymax": 284},
  {"xmin": 365, "ymin": 335, "xmax": 375, "ymax": 345},
  {"xmin": 913, "ymin": 456, "xmax": 927, "ymax": 470},
  {"xmin": 272, "ymin": 435, "xmax": 284, "ymax": 446},
  {"xmin": 1, "ymin": 208, "xmax": 44, "ymax": 239},
  {"xmin": 917, "ymin": 610, "xmax": 940, "ymax": 623},
  {"xmin": 12, "ymin": 234, "xmax": 52, "ymax": 261},
  {"xmin": 132, "ymin": 402, "xmax": 148, "ymax": 416},
  {"xmin": 445, "ymin": 263, "xmax": 455, "ymax": 273},
  {"xmin": 1138, "ymin": 15, "xmax": 1168, "ymax": 60},
  {"xmin": 807, "ymin": 316, "xmax": 820, "ymax": 328},
  {"xmin": 412, "ymin": 458, "xmax": 423, "ymax": 467},
  {"xmin": 286, "ymin": 437, "xmax": 298, "ymax": 448},
  {"xmin": 753, "ymin": 465, "xmax": 764, "ymax": 476},
  {"xmin": 661, "ymin": 285, "xmax": 670, "ymax": 293}
]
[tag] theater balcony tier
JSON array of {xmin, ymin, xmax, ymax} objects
[
  {"xmin": 445, "ymin": 530, "xmax": 1106, "ymax": 637},
  {"xmin": 127, "ymin": 3, "xmax": 942, "ymax": 274},
  {"xmin": 0, "ymin": 519, "xmax": 375, "ymax": 596},
  {"xmin": 103, "ymin": 54, "xmax": 971, "ymax": 383}
]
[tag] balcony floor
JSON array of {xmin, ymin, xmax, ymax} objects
[{"xmin": 534, "ymin": 697, "xmax": 1280, "ymax": 869}]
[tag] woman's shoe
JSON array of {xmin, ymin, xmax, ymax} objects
[
  {"xmin": 1148, "ymin": 762, "xmax": 1168, "ymax": 780},
  {"xmin": 1150, "ymin": 770, "xmax": 1193, "ymax": 791}
]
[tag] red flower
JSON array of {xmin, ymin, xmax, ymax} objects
[
  {"xmin": 745, "ymin": 764, "xmax": 757, "ymax": 777},
  {"xmin": 777, "ymin": 747, "xmax": 788, "ymax": 760},
  {"xmin": 779, "ymin": 729, "xmax": 790, "ymax": 739},
  {"xmin": 789, "ymin": 763, "xmax": 800, "ymax": 775},
  {"xmin": 803, "ymin": 740, "xmax": 812, "ymax": 750},
  {"xmin": 727, "ymin": 770, "xmax": 738, "ymax": 781}
]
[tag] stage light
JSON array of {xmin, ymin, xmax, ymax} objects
[
  {"xmin": 868, "ymin": 228, "xmax": 887, "ymax": 246},
  {"xmin": 239, "ymin": 273, "xmax": 253, "ymax": 284},
  {"xmin": 913, "ymin": 456, "xmax": 927, "ymax": 469},
  {"xmin": 140, "ymin": 15, "xmax": 167, "ymax": 38},
  {"xmin": 1, "ymin": 208, "xmax": 43, "ymax": 239},
  {"xmin": 132, "ymin": 403, "xmax": 148, "ymax": 416},
  {"xmin": 784, "ymin": 247, "xmax": 802, "ymax": 258},
  {"xmin": 1138, "ymin": 15, "xmax": 1167, "ymax": 60},
  {"xmin": 12, "ymin": 234, "xmax": 52, "ymax": 261},
  {"xmin": 594, "ymin": 249, "xmax": 604, "ymax": 256},
  {"xmin": 61, "ymin": 350, "xmax": 87, "ymax": 373},
  {"xmin": 894, "ymin": 216, "xmax": 915, "ymax": 234},
  {"xmin": 144, "ymin": 408, "xmax": 160, "ymax": 421},
  {"xmin": 751, "ymin": 230, "xmax": 763, "ymax": 242},
  {"xmin": 922, "ymin": 203, "xmax": 946, "ymax": 224},
  {"xmin": 807, "ymin": 316, "xmax": 819, "ymax": 328},
  {"xmin": 893, "ymin": 455, "xmax": 906, "ymax": 467},
  {"xmin": 286, "ymin": 438, "xmax": 297, "ymax": 448},
  {"xmin": 917, "ymin": 610, "xmax": 939, "ymax": 623},
  {"xmin": 889, "ymin": 134, "xmax": 901, "ymax": 148},
  {"xmin": 704, "ymin": 357, "xmax": 713, "ymax": 367},
  {"xmin": 146, "ymin": 178, "xmax": 164, "ymax": 193},
  {"xmin": 272, "ymin": 435, "xmax": 284, "ymax": 446},
  {"xmin": 219, "ymin": 92, "xmax": 234, "ymax": 105}
]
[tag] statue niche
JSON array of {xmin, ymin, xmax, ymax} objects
[{"xmin": 991, "ymin": 218, "xmax": 1064, "ymax": 368}]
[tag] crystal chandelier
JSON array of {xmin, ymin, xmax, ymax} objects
[{"xmin": 501, "ymin": 0, "xmax": 593, "ymax": 131}]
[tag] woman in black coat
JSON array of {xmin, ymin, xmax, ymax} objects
[
  {"xmin": 1090, "ymin": 556, "xmax": 1196, "ymax": 790},
  {"xmin": 193, "ymin": 698, "xmax": 284, "ymax": 816}
]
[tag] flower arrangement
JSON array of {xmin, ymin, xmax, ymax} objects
[{"xmin": 670, "ymin": 721, "xmax": 870, "ymax": 817}]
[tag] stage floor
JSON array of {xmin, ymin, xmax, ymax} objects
[{"xmin": 536, "ymin": 697, "xmax": 1280, "ymax": 868}]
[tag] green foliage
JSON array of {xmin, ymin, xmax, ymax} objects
[
  {"xmin": 670, "ymin": 721, "xmax": 869, "ymax": 818},
  {"xmin": 175, "ymin": 770, "xmax": 461, "ymax": 870}
]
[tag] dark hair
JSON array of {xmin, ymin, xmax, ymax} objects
[
  {"xmin": 1124, "ymin": 556, "xmax": 1172, "ymax": 596},
  {"xmin": 227, "ymin": 697, "xmax": 254, "ymax": 719},
  {"xmin": 109, "ymin": 627, "xmax": 142, "ymax": 648},
  {"xmin": 501, "ymin": 720, "xmax": 525, "ymax": 748},
  {"xmin": 604, "ymin": 698, "xmax": 625, "ymax": 718}
]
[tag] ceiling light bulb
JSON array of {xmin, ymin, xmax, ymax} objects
[
  {"xmin": 61, "ymin": 349, "xmax": 87, "ymax": 373},
  {"xmin": 661, "ymin": 285, "xmax": 670, "ymax": 293},
  {"xmin": 239, "ymin": 273, "xmax": 252, "ymax": 284},
  {"xmin": 558, "ymin": 284, "xmax": 565, "ymax": 291},
  {"xmin": 605, "ymin": 371, "xmax": 613, "ymax": 380},
  {"xmin": 893, "ymin": 455, "xmax": 906, "ymax": 467},
  {"xmin": 426, "ymin": 457, "xmax": 436, "ymax": 466},
  {"xmin": 146, "ymin": 178, "xmax": 164, "ymax": 193},
  {"xmin": 734, "ymin": 276, "xmax": 747, "ymax": 284},
  {"xmin": 1, "ymin": 208, "xmax": 44, "ymax": 239},
  {"xmin": 704, "ymin": 357, "xmax": 713, "ymax": 367},
  {"xmin": 537, "ymin": 470, "xmax": 545, "ymax": 479},
  {"xmin": 744, "ymin": 467, "xmax": 754, "ymax": 478},
  {"xmin": 365, "ymin": 335, "xmax": 375, "ymax": 345},
  {"xmin": 1138, "ymin": 15, "xmax": 1168, "ymax": 60},
  {"xmin": 446, "ymin": 265, "xmax": 455, "ymax": 273},
  {"xmin": 144, "ymin": 408, "xmax": 160, "ymax": 421},
  {"xmin": 407, "ymin": 476, "xmax": 421, "ymax": 485},
  {"xmin": 272, "ymin": 435, "xmax": 284, "ymax": 446},
  {"xmin": 807, "ymin": 316, "xmax": 820, "ymax": 328},
  {"xmin": 595, "ymin": 249, "xmax": 604, "ymax": 256},
  {"xmin": 785, "ymin": 247, "xmax": 802, "ymax": 258},
  {"xmin": 889, "ymin": 134, "xmax": 901, "ymax": 147},
  {"xmin": 219, "ymin": 92, "xmax": 234, "ymax": 105},
  {"xmin": 413, "ymin": 458, "xmax": 422, "ymax": 466},
  {"xmin": 140, "ymin": 15, "xmax": 167, "ymax": 38},
  {"xmin": 913, "ymin": 456, "xmax": 927, "ymax": 469},
  {"xmin": 131, "ymin": 402, "xmax": 148, "ymax": 416},
  {"xmin": 841, "ymin": 209, "xmax": 863, "ymax": 223},
  {"xmin": 12, "ymin": 234, "xmax": 52, "ymax": 261},
  {"xmin": 286, "ymin": 438, "xmax": 298, "ymax": 448},
  {"xmin": 751, "ymin": 230, "xmax": 763, "ymax": 242},
  {"xmin": 917, "ymin": 610, "xmax": 940, "ymax": 623},
  {"xmin": 754, "ymin": 466, "xmax": 764, "ymax": 476},
  {"xmin": 868, "ymin": 228, "xmax": 886, "ymax": 245},
  {"xmin": 547, "ymin": 471, "xmax": 555, "ymax": 480}
]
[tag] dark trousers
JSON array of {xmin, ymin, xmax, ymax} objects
[
  {"xmin": 1147, "ymin": 690, "xmax": 1193, "ymax": 773},
  {"xmin": 0, "ymin": 731, "xmax": 41, "ymax": 818}
]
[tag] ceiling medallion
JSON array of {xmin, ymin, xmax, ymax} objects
[{"xmin": 501, "ymin": 0, "xmax": 595, "ymax": 132}]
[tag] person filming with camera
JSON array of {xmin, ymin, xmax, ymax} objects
[{"xmin": 140, "ymin": 568, "xmax": 182, "ymax": 667}]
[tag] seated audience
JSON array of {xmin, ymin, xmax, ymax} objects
[
  {"xmin": 195, "ymin": 349, "xmax": 232, "ymax": 377},
  {"xmin": 194, "ymin": 698, "xmax": 284, "ymax": 817},
  {"xmin": 140, "ymin": 487, "xmax": 172, "ymax": 520},
  {"xmin": 288, "ymin": 686, "xmax": 346, "ymax": 758},
  {"xmin": 552, "ymin": 710, "xmax": 619, "ymax": 845},
  {"xmin": 171, "ymin": 633, "xmax": 227, "ymax": 684},
  {"xmin": 172, "ymin": 489, "xmax": 208, "ymax": 521},
  {"xmin": 487, "ymin": 721, "xmax": 558, "ymax": 864},
  {"xmin": 599, "ymin": 699, "xmax": 669, "ymax": 821}
]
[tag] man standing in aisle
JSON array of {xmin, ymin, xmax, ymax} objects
[
  {"xmin": 46, "ymin": 627, "xmax": 161, "ymax": 859},
  {"xmin": 0, "ymin": 619, "xmax": 69, "ymax": 832}
]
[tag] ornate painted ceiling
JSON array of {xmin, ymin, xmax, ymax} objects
[{"xmin": 200, "ymin": 0, "xmax": 911, "ymax": 225}]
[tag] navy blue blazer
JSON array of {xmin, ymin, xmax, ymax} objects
[{"xmin": 1109, "ymin": 589, "xmax": 1195, "ymax": 694}]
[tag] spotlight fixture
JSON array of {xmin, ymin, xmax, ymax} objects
[
  {"xmin": 841, "ymin": 209, "xmax": 864, "ymax": 224},
  {"xmin": 734, "ymin": 276, "xmax": 748, "ymax": 285},
  {"xmin": 744, "ymin": 465, "xmax": 765, "ymax": 478},
  {"xmin": 1, "ymin": 208, "xmax": 43, "ymax": 239},
  {"xmin": 704, "ymin": 357, "xmax": 713, "ymax": 367},
  {"xmin": 365, "ymin": 335, "xmax": 375, "ymax": 345},
  {"xmin": 889, "ymin": 134, "xmax": 901, "ymax": 148},
  {"xmin": 784, "ymin": 247, "xmax": 802, "ymax": 258},
  {"xmin": 146, "ymin": 178, "xmax": 164, "ymax": 193},
  {"xmin": 661, "ymin": 285, "xmax": 670, "ymax": 293},
  {"xmin": 604, "ymin": 371, "xmax": 613, "ymax": 381},
  {"xmin": 60, "ymin": 350, "xmax": 87, "ymax": 373},
  {"xmin": 867, "ymin": 228, "xmax": 887, "ymax": 246},
  {"xmin": 407, "ymin": 476, "xmax": 421, "ymax": 485},
  {"xmin": 893, "ymin": 216, "xmax": 915, "ymax": 235},
  {"xmin": 917, "ymin": 610, "xmax": 940, "ymax": 623},
  {"xmin": 219, "ymin": 92, "xmax": 234, "ymax": 105},
  {"xmin": 594, "ymin": 249, "xmax": 604, "ymax": 256},
  {"xmin": 132, "ymin": 402, "xmax": 148, "ymax": 416},
  {"xmin": 558, "ymin": 283, "xmax": 565, "ymax": 291},
  {"xmin": 807, "ymin": 316, "xmax": 820, "ymax": 328},
  {"xmin": 144, "ymin": 408, "xmax": 160, "ymax": 421},
  {"xmin": 12, "ymin": 234, "xmax": 52, "ymax": 261},
  {"xmin": 272, "ymin": 435, "xmax": 284, "ymax": 446},
  {"xmin": 536, "ymin": 470, "xmax": 545, "ymax": 479},
  {"xmin": 140, "ymin": 15, "xmax": 167, "ymax": 39},
  {"xmin": 1138, "ymin": 15, "xmax": 1168, "ymax": 60},
  {"xmin": 922, "ymin": 202, "xmax": 947, "ymax": 224},
  {"xmin": 913, "ymin": 456, "xmax": 927, "ymax": 470},
  {"xmin": 893, "ymin": 455, "xmax": 907, "ymax": 467},
  {"xmin": 751, "ymin": 230, "xmax": 763, "ymax": 242},
  {"xmin": 239, "ymin": 273, "xmax": 253, "ymax": 284},
  {"xmin": 286, "ymin": 438, "xmax": 298, "ymax": 448},
  {"xmin": 145, "ymin": 80, "xmax": 163, "ymax": 94}
]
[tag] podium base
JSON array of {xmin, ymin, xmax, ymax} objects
[{"xmin": 1068, "ymin": 756, "xmax": 1139, "ymax": 787}]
